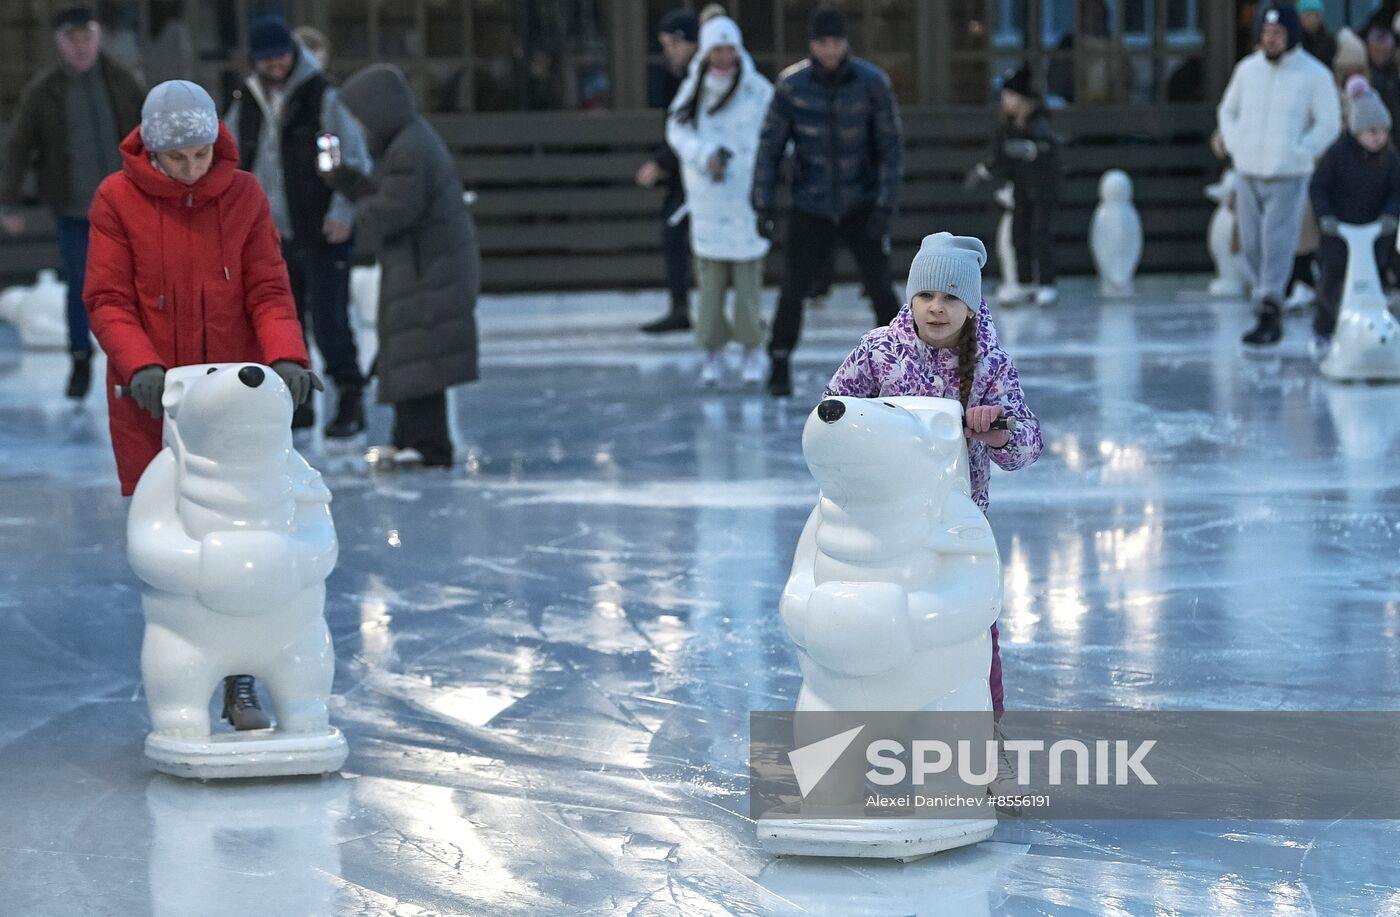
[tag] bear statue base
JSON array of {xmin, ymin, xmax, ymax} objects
[
  {"xmin": 757, "ymin": 813, "xmax": 996, "ymax": 861},
  {"xmin": 146, "ymin": 728, "xmax": 349, "ymax": 780}
]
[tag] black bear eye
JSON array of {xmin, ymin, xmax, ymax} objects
[{"xmin": 206, "ymin": 367, "xmax": 218, "ymax": 374}]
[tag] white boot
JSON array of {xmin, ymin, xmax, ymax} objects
[
  {"xmin": 1284, "ymin": 282, "xmax": 1316, "ymax": 313},
  {"xmin": 1034, "ymin": 285, "xmax": 1059, "ymax": 307},
  {"xmin": 740, "ymin": 348, "xmax": 765, "ymax": 386},
  {"xmin": 700, "ymin": 351, "xmax": 724, "ymax": 388}
]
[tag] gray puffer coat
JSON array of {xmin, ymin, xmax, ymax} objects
[{"xmin": 338, "ymin": 64, "xmax": 479, "ymax": 404}]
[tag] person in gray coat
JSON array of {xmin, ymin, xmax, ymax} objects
[{"xmin": 324, "ymin": 64, "xmax": 480, "ymax": 467}]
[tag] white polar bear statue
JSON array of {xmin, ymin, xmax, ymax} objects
[
  {"xmin": 1091, "ymin": 169, "xmax": 1143, "ymax": 297},
  {"xmin": 1206, "ymin": 170, "xmax": 1250, "ymax": 298},
  {"xmin": 0, "ymin": 269, "xmax": 70, "ymax": 350},
  {"xmin": 1318, "ymin": 221, "xmax": 1400, "ymax": 382},
  {"xmin": 757, "ymin": 396, "xmax": 1001, "ymax": 860},
  {"xmin": 128, "ymin": 362, "xmax": 347, "ymax": 778}
]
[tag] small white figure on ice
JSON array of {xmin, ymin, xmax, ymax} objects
[
  {"xmin": 0, "ymin": 269, "xmax": 71, "ymax": 350},
  {"xmin": 1316, "ymin": 222, "xmax": 1400, "ymax": 381},
  {"xmin": 993, "ymin": 183, "xmax": 1027, "ymax": 305},
  {"xmin": 127, "ymin": 362, "xmax": 347, "ymax": 778},
  {"xmin": 757, "ymin": 395, "xmax": 1002, "ymax": 860},
  {"xmin": 1090, "ymin": 169, "xmax": 1143, "ymax": 296},
  {"xmin": 1205, "ymin": 170, "xmax": 1251, "ymax": 298}
]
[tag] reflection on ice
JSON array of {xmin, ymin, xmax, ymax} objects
[{"xmin": 1, "ymin": 278, "xmax": 1398, "ymax": 912}]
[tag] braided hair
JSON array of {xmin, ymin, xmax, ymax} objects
[{"xmin": 955, "ymin": 306, "xmax": 980, "ymax": 415}]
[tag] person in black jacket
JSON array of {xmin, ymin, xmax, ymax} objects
[
  {"xmin": 966, "ymin": 64, "xmax": 1062, "ymax": 306},
  {"xmin": 638, "ymin": 9, "xmax": 699, "ymax": 334},
  {"xmin": 751, "ymin": 6, "xmax": 904, "ymax": 397},
  {"xmin": 1309, "ymin": 86, "xmax": 1400, "ymax": 345}
]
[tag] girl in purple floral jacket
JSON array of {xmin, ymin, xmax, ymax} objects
[{"xmin": 825, "ymin": 232, "xmax": 1042, "ymax": 715}]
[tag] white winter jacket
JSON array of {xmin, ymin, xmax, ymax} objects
[
  {"xmin": 1217, "ymin": 48, "xmax": 1341, "ymax": 178},
  {"xmin": 666, "ymin": 21, "xmax": 774, "ymax": 262}
]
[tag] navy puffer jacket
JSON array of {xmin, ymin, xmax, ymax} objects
[{"xmin": 752, "ymin": 55, "xmax": 903, "ymax": 219}]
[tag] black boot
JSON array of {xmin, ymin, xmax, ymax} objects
[
  {"xmin": 767, "ymin": 354, "xmax": 792, "ymax": 398},
  {"xmin": 66, "ymin": 353, "xmax": 92, "ymax": 400},
  {"xmin": 221, "ymin": 675, "xmax": 272, "ymax": 731},
  {"xmin": 641, "ymin": 296, "xmax": 692, "ymax": 333},
  {"xmin": 292, "ymin": 402, "xmax": 316, "ymax": 430},
  {"xmin": 1242, "ymin": 298, "xmax": 1283, "ymax": 346},
  {"xmin": 324, "ymin": 385, "xmax": 365, "ymax": 438}
]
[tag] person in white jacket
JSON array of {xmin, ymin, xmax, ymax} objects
[
  {"xmin": 1218, "ymin": 4, "xmax": 1341, "ymax": 345},
  {"xmin": 666, "ymin": 16, "xmax": 774, "ymax": 387}
]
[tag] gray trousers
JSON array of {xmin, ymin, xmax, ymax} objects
[{"xmin": 1235, "ymin": 173, "xmax": 1310, "ymax": 308}]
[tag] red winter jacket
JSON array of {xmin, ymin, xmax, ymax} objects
[{"xmin": 85, "ymin": 124, "xmax": 308, "ymax": 495}]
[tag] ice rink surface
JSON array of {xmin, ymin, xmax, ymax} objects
[{"xmin": 1, "ymin": 276, "xmax": 1398, "ymax": 915}]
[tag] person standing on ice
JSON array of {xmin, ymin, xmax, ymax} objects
[
  {"xmin": 964, "ymin": 63, "xmax": 1062, "ymax": 306},
  {"xmin": 823, "ymin": 232, "xmax": 1042, "ymax": 783},
  {"xmin": 665, "ymin": 16, "xmax": 773, "ymax": 389},
  {"xmin": 1308, "ymin": 83, "xmax": 1400, "ymax": 351},
  {"xmin": 322, "ymin": 64, "xmax": 479, "ymax": 469},
  {"xmin": 83, "ymin": 79, "xmax": 320, "ymax": 730},
  {"xmin": 0, "ymin": 6, "xmax": 144, "ymax": 401},
  {"xmin": 225, "ymin": 15, "xmax": 373, "ymax": 439},
  {"xmin": 752, "ymin": 6, "xmax": 903, "ymax": 398},
  {"xmin": 1218, "ymin": 4, "xmax": 1341, "ymax": 346}
]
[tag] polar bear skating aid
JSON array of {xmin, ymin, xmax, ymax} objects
[
  {"xmin": 0, "ymin": 269, "xmax": 71, "ymax": 350},
  {"xmin": 1318, "ymin": 222, "xmax": 1400, "ymax": 382},
  {"xmin": 1206, "ymin": 171, "xmax": 1250, "ymax": 298},
  {"xmin": 1091, "ymin": 170, "xmax": 1142, "ymax": 297},
  {"xmin": 757, "ymin": 396, "xmax": 1003, "ymax": 859},
  {"xmin": 127, "ymin": 363, "xmax": 347, "ymax": 778}
]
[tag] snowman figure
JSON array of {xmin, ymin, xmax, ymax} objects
[
  {"xmin": 1090, "ymin": 169, "xmax": 1142, "ymax": 297},
  {"xmin": 1206, "ymin": 170, "xmax": 1250, "ymax": 298}
]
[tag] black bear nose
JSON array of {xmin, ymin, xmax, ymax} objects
[
  {"xmin": 817, "ymin": 399, "xmax": 846, "ymax": 424},
  {"xmin": 238, "ymin": 365, "xmax": 265, "ymax": 388}
]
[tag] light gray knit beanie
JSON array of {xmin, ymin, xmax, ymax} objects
[
  {"xmin": 905, "ymin": 232, "xmax": 987, "ymax": 306},
  {"xmin": 1350, "ymin": 89, "xmax": 1393, "ymax": 136},
  {"xmin": 140, "ymin": 80, "xmax": 219, "ymax": 153}
]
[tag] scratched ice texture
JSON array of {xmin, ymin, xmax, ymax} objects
[{"xmin": 0, "ymin": 277, "xmax": 1397, "ymax": 916}]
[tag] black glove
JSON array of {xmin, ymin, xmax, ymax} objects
[
  {"xmin": 1381, "ymin": 215, "xmax": 1398, "ymax": 236},
  {"xmin": 756, "ymin": 211, "xmax": 778, "ymax": 241},
  {"xmin": 1318, "ymin": 215, "xmax": 1340, "ymax": 237},
  {"xmin": 1002, "ymin": 139, "xmax": 1038, "ymax": 162},
  {"xmin": 129, "ymin": 365, "xmax": 166, "ymax": 419},
  {"xmin": 271, "ymin": 360, "xmax": 324, "ymax": 406},
  {"xmin": 322, "ymin": 166, "xmax": 375, "ymax": 202},
  {"xmin": 865, "ymin": 209, "xmax": 892, "ymax": 240}
]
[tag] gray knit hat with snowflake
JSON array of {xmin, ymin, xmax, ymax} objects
[
  {"xmin": 140, "ymin": 80, "xmax": 219, "ymax": 153},
  {"xmin": 905, "ymin": 232, "xmax": 987, "ymax": 306}
]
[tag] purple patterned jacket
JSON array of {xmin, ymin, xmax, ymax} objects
[{"xmin": 824, "ymin": 301, "xmax": 1042, "ymax": 512}]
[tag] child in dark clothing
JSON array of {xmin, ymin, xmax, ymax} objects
[
  {"xmin": 1309, "ymin": 84, "xmax": 1400, "ymax": 344},
  {"xmin": 965, "ymin": 64, "xmax": 1062, "ymax": 306}
]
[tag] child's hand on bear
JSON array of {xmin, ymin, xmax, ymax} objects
[
  {"xmin": 965, "ymin": 404, "xmax": 1010, "ymax": 449},
  {"xmin": 271, "ymin": 361, "xmax": 324, "ymax": 407}
]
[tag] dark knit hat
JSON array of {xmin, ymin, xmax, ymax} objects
[
  {"xmin": 658, "ymin": 9, "xmax": 699, "ymax": 43},
  {"xmin": 1260, "ymin": 5, "xmax": 1302, "ymax": 50},
  {"xmin": 249, "ymin": 15, "xmax": 295, "ymax": 61},
  {"xmin": 52, "ymin": 6, "xmax": 96, "ymax": 31},
  {"xmin": 809, "ymin": 7, "xmax": 848, "ymax": 40},
  {"xmin": 1000, "ymin": 63, "xmax": 1036, "ymax": 98}
]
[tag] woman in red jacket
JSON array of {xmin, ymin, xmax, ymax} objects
[{"xmin": 85, "ymin": 79, "xmax": 319, "ymax": 497}]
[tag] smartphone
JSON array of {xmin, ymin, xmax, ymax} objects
[{"xmin": 316, "ymin": 133, "xmax": 340, "ymax": 173}]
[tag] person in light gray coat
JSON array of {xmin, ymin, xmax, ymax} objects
[{"xmin": 325, "ymin": 64, "xmax": 479, "ymax": 468}]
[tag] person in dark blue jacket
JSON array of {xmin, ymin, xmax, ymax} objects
[
  {"xmin": 1309, "ymin": 85, "xmax": 1400, "ymax": 344},
  {"xmin": 751, "ymin": 6, "xmax": 903, "ymax": 397}
]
